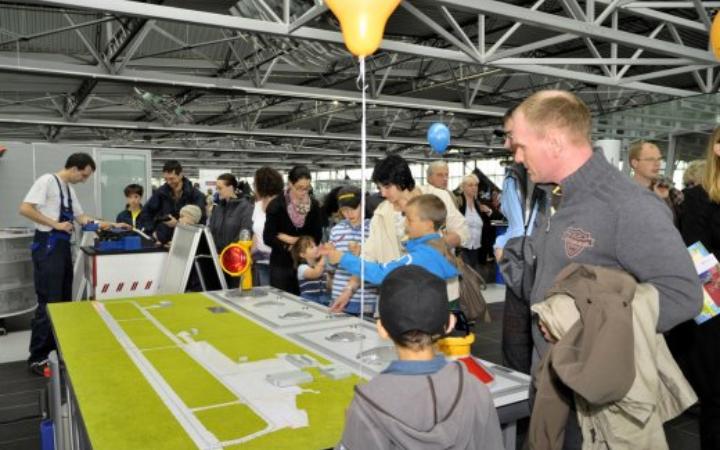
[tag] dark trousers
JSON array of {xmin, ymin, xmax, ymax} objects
[
  {"xmin": 29, "ymin": 234, "xmax": 72, "ymax": 364},
  {"xmin": 501, "ymin": 286, "xmax": 533, "ymax": 374},
  {"xmin": 270, "ymin": 264, "xmax": 300, "ymax": 295},
  {"xmin": 684, "ymin": 316, "xmax": 720, "ymax": 449},
  {"xmin": 253, "ymin": 263, "xmax": 270, "ymax": 287}
]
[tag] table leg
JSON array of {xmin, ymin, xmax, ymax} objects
[{"xmin": 49, "ymin": 351, "xmax": 65, "ymax": 450}]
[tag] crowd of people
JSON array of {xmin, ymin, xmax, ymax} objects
[{"xmin": 18, "ymin": 89, "xmax": 719, "ymax": 449}]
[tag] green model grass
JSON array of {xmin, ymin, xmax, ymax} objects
[
  {"xmin": 115, "ymin": 318, "xmax": 174, "ymax": 349},
  {"xmin": 50, "ymin": 293, "xmax": 365, "ymax": 449},
  {"xmin": 194, "ymin": 403, "xmax": 267, "ymax": 442},
  {"xmin": 143, "ymin": 347, "xmax": 237, "ymax": 408},
  {"xmin": 49, "ymin": 302, "xmax": 197, "ymax": 450}
]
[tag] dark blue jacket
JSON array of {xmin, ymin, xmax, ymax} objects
[
  {"xmin": 142, "ymin": 177, "xmax": 206, "ymax": 243},
  {"xmin": 116, "ymin": 208, "xmax": 152, "ymax": 231}
]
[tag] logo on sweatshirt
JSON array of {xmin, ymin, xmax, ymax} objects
[{"xmin": 563, "ymin": 227, "xmax": 595, "ymax": 258}]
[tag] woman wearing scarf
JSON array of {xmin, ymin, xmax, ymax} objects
[{"xmin": 263, "ymin": 165, "xmax": 323, "ymax": 294}]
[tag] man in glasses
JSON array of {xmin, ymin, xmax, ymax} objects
[
  {"xmin": 628, "ymin": 140, "xmax": 663, "ymax": 190},
  {"xmin": 628, "ymin": 140, "xmax": 682, "ymax": 227}
]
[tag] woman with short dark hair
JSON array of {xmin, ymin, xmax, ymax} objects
[
  {"xmin": 362, "ymin": 154, "xmax": 469, "ymax": 305},
  {"xmin": 208, "ymin": 173, "xmax": 253, "ymax": 288},
  {"xmin": 263, "ymin": 165, "xmax": 323, "ymax": 294}
]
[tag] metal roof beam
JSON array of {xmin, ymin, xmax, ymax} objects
[
  {"xmin": 62, "ymin": 13, "xmax": 112, "ymax": 73},
  {"xmin": 400, "ymin": 1, "xmax": 482, "ymax": 63},
  {"xmin": 287, "ymin": 4, "xmax": 327, "ymax": 33},
  {"xmin": 437, "ymin": 0, "xmax": 715, "ymax": 63},
  {"xmin": 689, "ymin": 0, "xmax": 713, "ymax": 29},
  {"xmin": 0, "ymin": 15, "xmax": 114, "ymax": 47},
  {"xmin": 594, "ymin": 0, "xmax": 708, "ymax": 32},
  {"xmin": 620, "ymin": 64, "xmax": 713, "ymax": 83},
  {"xmin": 492, "ymin": 63, "xmax": 698, "ymax": 97},
  {"xmin": 0, "ymin": 113, "xmax": 490, "ymax": 148},
  {"xmin": 495, "ymin": 58, "xmax": 696, "ymax": 65},
  {"xmin": 623, "ymin": 1, "xmax": 720, "ymax": 9},
  {"xmin": 105, "ymin": 143, "xmax": 389, "ymax": 157},
  {"xmin": 24, "ymin": 0, "xmax": 710, "ymax": 95},
  {"xmin": 0, "ymin": 54, "xmax": 504, "ymax": 117}
]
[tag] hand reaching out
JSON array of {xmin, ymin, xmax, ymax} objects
[
  {"xmin": 329, "ymin": 291, "xmax": 351, "ymax": 313},
  {"xmin": 348, "ymin": 242, "xmax": 361, "ymax": 256},
  {"xmin": 319, "ymin": 243, "xmax": 343, "ymax": 265}
]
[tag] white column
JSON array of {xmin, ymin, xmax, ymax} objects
[{"xmin": 595, "ymin": 139, "xmax": 622, "ymax": 170}]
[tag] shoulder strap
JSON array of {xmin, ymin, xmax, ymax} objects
[{"xmin": 51, "ymin": 174, "xmax": 71, "ymax": 209}]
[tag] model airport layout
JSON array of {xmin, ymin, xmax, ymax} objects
[{"xmin": 49, "ymin": 287, "xmax": 530, "ymax": 450}]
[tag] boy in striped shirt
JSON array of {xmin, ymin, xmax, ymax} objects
[{"xmin": 328, "ymin": 186, "xmax": 378, "ymax": 315}]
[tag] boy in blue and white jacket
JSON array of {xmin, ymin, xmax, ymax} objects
[{"xmin": 322, "ymin": 194, "xmax": 458, "ymax": 291}]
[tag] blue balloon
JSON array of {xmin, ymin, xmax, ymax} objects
[{"xmin": 427, "ymin": 122, "xmax": 451, "ymax": 154}]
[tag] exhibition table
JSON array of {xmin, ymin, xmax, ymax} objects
[
  {"xmin": 80, "ymin": 246, "xmax": 168, "ymax": 300},
  {"xmin": 48, "ymin": 287, "xmax": 530, "ymax": 450}
]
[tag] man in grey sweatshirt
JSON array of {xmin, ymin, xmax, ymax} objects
[{"xmin": 510, "ymin": 90, "xmax": 703, "ymax": 448}]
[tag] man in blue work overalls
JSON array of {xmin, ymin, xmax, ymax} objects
[{"xmin": 19, "ymin": 153, "xmax": 128, "ymax": 376}]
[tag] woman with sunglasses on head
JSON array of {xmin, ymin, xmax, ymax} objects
[{"xmin": 263, "ymin": 165, "xmax": 322, "ymax": 295}]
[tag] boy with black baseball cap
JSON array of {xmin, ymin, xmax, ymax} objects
[{"xmin": 338, "ymin": 265, "xmax": 502, "ymax": 450}]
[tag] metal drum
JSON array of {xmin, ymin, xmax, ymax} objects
[{"xmin": 0, "ymin": 229, "xmax": 36, "ymax": 319}]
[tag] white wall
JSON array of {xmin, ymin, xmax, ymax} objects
[{"xmin": 0, "ymin": 143, "xmax": 151, "ymax": 228}]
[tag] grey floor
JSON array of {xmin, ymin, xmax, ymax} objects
[
  {"xmin": 0, "ymin": 291, "xmax": 702, "ymax": 450},
  {"xmin": 0, "ymin": 312, "xmax": 45, "ymax": 450}
]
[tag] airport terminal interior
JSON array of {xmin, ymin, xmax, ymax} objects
[{"xmin": 1, "ymin": 1, "xmax": 719, "ymax": 449}]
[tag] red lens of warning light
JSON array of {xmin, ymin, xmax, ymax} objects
[{"xmin": 220, "ymin": 245, "xmax": 249, "ymax": 275}]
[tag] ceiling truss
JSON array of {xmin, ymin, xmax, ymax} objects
[{"xmin": 0, "ymin": 0, "xmax": 717, "ymax": 175}]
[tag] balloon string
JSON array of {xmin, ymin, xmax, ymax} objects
[{"xmin": 359, "ymin": 56, "xmax": 367, "ymax": 374}]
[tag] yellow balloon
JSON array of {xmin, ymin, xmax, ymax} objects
[
  {"xmin": 325, "ymin": 0, "xmax": 402, "ymax": 57},
  {"xmin": 712, "ymin": 11, "xmax": 720, "ymax": 60}
]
